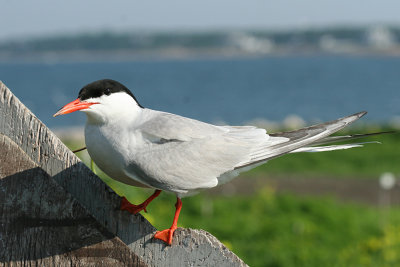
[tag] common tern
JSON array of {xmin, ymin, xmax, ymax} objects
[{"xmin": 54, "ymin": 79, "xmax": 378, "ymax": 245}]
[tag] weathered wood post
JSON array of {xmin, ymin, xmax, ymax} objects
[{"xmin": 0, "ymin": 81, "xmax": 246, "ymax": 266}]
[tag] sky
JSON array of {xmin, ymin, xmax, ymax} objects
[{"xmin": 2, "ymin": 0, "xmax": 400, "ymax": 40}]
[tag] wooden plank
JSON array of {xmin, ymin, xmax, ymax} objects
[
  {"xmin": 0, "ymin": 81, "xmax": 247, "ymax": 266},
  {"xmin": 0, "ymin": 133, "xmax": 146, "ymax": 266}
]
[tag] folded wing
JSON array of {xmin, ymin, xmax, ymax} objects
[{"xmin": 124, "ymin": 111, "xmax": 367, "ymax": 194}]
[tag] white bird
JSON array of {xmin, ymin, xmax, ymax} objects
[{"xmin": 54, "ymin": 79, "xmax": 379, "ymax": 245}]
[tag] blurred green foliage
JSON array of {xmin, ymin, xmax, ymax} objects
[{"xmin": 63, "ymin": 127, "xmax": 400, "ymax": 266}]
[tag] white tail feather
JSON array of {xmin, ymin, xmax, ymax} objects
[{"xmin": 291, "ymin": 141, "xmax": 380, "ymax": 153}]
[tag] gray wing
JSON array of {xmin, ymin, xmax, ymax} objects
[
  {"xmin": 126, "ymin": 110, "xmax": 366, "ymax": 194},
  {"xmin": 125, "ymin": 134, "xmax": 255, "ymax": 193},
  {"xmin": 125, "ymin": 110, "xmax": 269, "ymax": 193},
  {"xmin": 138, "ymin": 110, "xmax": 227, "ymax": 141}
]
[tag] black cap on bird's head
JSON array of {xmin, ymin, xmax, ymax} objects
[
  {"xmin": 54, "ymin": 79, "xmax": 143, "ymax": 117},
  {"xmin": 78, "ymin": 79, "xmax": 142, "ymax": 106}
]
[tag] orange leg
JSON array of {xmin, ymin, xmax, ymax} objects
[
  {"xmin": 154, "ymin": 197, "xmax": 182, "ymax": 245},
  {"xmin": 120, "ymin": 189, "xmax": 161, "ymax": 214}
]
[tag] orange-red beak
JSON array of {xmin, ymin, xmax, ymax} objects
[{"xmin": 53, "ymin": 98, "xmax": 98, "ymax": 117}]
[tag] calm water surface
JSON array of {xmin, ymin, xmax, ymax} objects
[{"xmin": 1, "ymin": 55, "xmax": 399, "ymax": 128}]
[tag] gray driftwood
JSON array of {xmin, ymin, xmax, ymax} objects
[{"xmin": 0, "ymin": 81, "xmax": 247, "ymax": 267}]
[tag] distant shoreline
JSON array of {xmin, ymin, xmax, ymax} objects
[
  {"xmin": 2, "ymin": 50, "xmax": 400, "ymax": 65},
  {"xmin": 3, "ymin": 26, "xmax": 400, "ymax": 63}
]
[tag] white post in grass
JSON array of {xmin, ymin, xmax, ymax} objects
[{"xmin": 379, "ymin": 172, "xmax": 396, "ymax": 227}]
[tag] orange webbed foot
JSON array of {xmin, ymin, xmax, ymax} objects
[
  {"xmin": 154, "ymin": 227, "xmax": 177, "ymax": 245},
  {"xmin": 120, "ymin": 197, "xmax": 147, "ymax": 214},
  {"xmin": 153, "ymin": 197, "xmax": 182, "ymax": 245},
  {"xmin": 120, "ymin": 190, "xmax": 161, "ymax": 215}
]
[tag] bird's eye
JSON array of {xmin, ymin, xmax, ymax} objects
[{"xmin": 104, "ymin": 88, "xmax": 111, "ymax": 95}]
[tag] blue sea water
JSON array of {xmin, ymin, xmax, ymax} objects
[{"xmin": 1, "ymin": 55, "xmax": 399, "ymax": 129}]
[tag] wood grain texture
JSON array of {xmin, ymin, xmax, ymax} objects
[
  {"xmin": 0, "ymin": 134, "xmax": 146, "ymax": 266},
  {"xmin": 0, "ymin": 81, "xmax": 247, "ymax": 267}
]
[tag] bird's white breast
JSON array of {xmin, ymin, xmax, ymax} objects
[{"xmin": 84, "ymin": 121, "xmax": 149, "ymax": 188}]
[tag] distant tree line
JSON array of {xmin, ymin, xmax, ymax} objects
[{"xmin": 1, "ymin": 27, "xmax": 399, "ymax": 55}]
